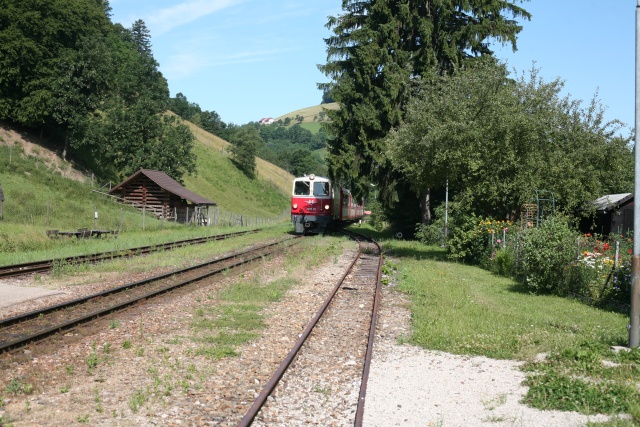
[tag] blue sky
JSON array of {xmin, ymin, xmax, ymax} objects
[{"xmin": 109, "ymin": 1, "xmax": 636, "ymax": 133}]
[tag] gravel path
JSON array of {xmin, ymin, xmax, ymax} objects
[{"xmin": 363, "ymin": 285, "xmax": 615, "ymax": 427}]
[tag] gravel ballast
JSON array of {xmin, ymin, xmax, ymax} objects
[{"xmin": 0, "ymin": 243, "xmax": 621, "ymax": 426}]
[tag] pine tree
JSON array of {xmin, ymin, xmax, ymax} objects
[{"xmin": 319, "ymin": 0, "xmax": 530, "ymax": 224}]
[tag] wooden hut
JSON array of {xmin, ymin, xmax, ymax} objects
[
  {"xmin": 109, "ymin": 169, "xmax": 216, "ymax": 225},
  {"xmin": 580, "ymin": 193, "xmax": 634, "ymax": 237}
]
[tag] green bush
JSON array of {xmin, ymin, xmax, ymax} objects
[
  {"xmin": 490, "ymin": 247, "xmax": 516, "ymax": 277},
  {"xmin": 522, "ymin": 215, "xmax": 580, "ymax": 294},
  {"xmin": 415, "ymin": 203, "xmax": 448, "ymax": 246},
  {"xmin": 446, "ymin": 212, "xmax": 488, "ymax": 264}
]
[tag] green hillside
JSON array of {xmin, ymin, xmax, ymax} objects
[
  {"xmin": 181, "ymin": 131, "xmax": 291, "ymax": 218},
  {"xmin": 276, "ymin": 103, "xmax": 339, "ymax": 130},
  {"xmin": 0, "ymin": 119, "xmax": 293, "ymax": 253}
]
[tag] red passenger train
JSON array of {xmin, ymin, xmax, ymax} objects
[{"xmin": 291, "ymin": 174, "xmax": 364, "ymax": 234}]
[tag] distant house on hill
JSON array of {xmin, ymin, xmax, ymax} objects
[
  {"xmin": 108, "ymin": 169, "xmax": 216, "ymax": 225},
  {"xmin": 259, "ymin": 117, "xmax": 275, "ymax": 125}
]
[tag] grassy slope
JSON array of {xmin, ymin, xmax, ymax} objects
[
  {"xmin": 0, "ymin": 118, "xmax": 293, "ymax": 254},
  {"xmin": 275, "ymin": 103, "xmax": 339, "ymax": 125},
  {"xmin": 181, "ymin": 119, "xmax": 292, "ymax": 216}
]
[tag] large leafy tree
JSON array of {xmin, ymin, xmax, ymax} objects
[
  {"xmin": 386, "ymin": 59, "xmax": 633, "ymax": 220},
  {"xmin": 319, "ymin": 0, "xmax": 530, "ymax": 224},
  {"xmin": 229, "ymin": 125, "xmax": 264, "ymax": 179},
  {"xmin": 71, "ymin": 21, "xmax": 199, "ymax": 182},
  {"xmin": 0, "ymin": 0, "xmax": 112, "ymax": 127},
  {"xmin": 0, "ymin": 2, "xmax": 196, "ymax": 183}
]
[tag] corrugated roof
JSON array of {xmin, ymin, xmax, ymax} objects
[
  {"xmin": 109, "ymin": 169, "xmax": 216, "ymax": 205},
  {"xmin": 593, "ymin": 193, "xmax": 632, "ymax": 212}
]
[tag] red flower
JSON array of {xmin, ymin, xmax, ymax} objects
[
  {"xmin": 629, "ymin": 249, "xmax": 633, "ymax": 255},
  {"xmin": 603, "ymin": 243, "xmax": 611, "ymax": 251}
]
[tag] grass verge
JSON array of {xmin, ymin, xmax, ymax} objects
[{"xmin": 377, "ymin": 231, "xmax": 637, "ymax": 423}]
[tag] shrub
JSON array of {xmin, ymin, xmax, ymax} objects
[
  {"xmin": 490, "ymin": 247, "xmax": 516, "ymax": 277},
  {"xmin": 522, "ymin": 215, "xmax": 580, "ymax": 294},
  {"xmin": 447, "ymin": 211, "xmax": 514, "ymax": 267},
  {"xmin": 446, "ymin": 212, "xmax": 488, "ymax": 264},
  {"xmin": 415, "ymin": 203, "xmax": 454, "ymax": 246}
]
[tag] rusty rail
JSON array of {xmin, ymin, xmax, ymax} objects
[{"xmin": 237, "ymin": 228, "xmax": 383, "ymax": 426}]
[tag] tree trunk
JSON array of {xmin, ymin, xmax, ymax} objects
[
  {"xmin": 62, "ymin": 130, "xmax": 69, "ymax": 160},
  {"xmin": 419, "ymin": 188, "xmax": 431, "ymax": 225}
]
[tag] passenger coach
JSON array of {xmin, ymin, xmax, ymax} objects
[{"xmin": 291, "ymin": 174, "xmax": 364, "ymax": 234}]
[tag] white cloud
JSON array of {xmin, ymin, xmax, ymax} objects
[
  {"xmin": 163, "ymin": 47, "xmax": 296, "ymax": 80},
  {"xmin": 162, "ymin": 52, "xmax": 209, "ymax": 80},
  {"xmin": 147, "ymin": 0, "xmax": 244, "ymax": 36}
]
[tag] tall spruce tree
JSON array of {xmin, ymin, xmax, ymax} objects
[{"xmin": 319, "ymin": 0, "xmax": 530, "ymax": 225}]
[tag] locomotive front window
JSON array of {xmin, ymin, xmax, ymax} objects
[
  {"xmin": 294, "ymin": 181, "xmax": 310, "ymax": 195},
  {"xmin": 313, "ymin": 182, "xmax": 329, "ymax": 196}
]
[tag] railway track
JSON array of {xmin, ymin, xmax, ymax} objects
[
  {"xmin": 0, "ymin": 235, "xmax": 299, "ymax": 355},
  {"xmin": 239, "ymin": 229, "xmax": 382, "ymax": 426},
  {"xmin": 0, "ymin": 229, "xmax": 261, "ymax": 279}
]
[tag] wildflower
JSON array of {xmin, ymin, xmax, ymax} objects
[
  {"xmin": 497, "ymin": 239, "xmax": 502, "ymax": 244},
  {"xmin": 603, "ymin": 243, "xmax": 611, "ymax": 251}
]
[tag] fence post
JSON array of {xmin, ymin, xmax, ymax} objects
[
  {"xmin": 615, "ymin": 241, "xmax": 620, "ymax": 269},
  {"xmin": 120, "ymin": 208, "xmax": 123, "ymax": 232},
  {"xmin": 47, "ymin": 201, "xmax": 50, "ymax": 227},
  {"xmin": 142, "ymin": 206, "xmax": 146, "ymax": 231}
]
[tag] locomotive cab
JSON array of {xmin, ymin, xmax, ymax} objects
[{"xmin": 291, "ymin": 174, "xmax": 333, "ymax": 234}]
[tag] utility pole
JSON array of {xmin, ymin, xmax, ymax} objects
[{"xmin": 630, "ymin": 0, "xmax": 640, "ymax": 348}]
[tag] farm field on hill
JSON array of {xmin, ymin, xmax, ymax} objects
[{"xmin": 275, "ymin": 103, "xmax": 338, "ymax": 126}]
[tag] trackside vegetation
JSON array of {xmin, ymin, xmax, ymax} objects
[{"xmin": 366, "ymin": 224, "xmax": 640, "ymax": 425}]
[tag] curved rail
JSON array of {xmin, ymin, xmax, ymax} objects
[
  {"xmin": 0, "ymin": 229, "xmax": 261, "ymax": 279},
  {"xmin": 0, "ymin": 236, "xmax": 299, "ymax": 354},
  {"xmin": 237, "ymin": 228, "xmax": 382, "ymax": 426}
]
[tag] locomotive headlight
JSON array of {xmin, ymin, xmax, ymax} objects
[
  {"xmin": 293, "ymin": 203, "xmax": 298, "ymax": 209},
  {"xmin": 324, "ymin": 204, "xmax": 330, "ymax": 210}
]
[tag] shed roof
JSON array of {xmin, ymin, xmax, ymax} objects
[
  {"xmin": 109, "ymin": 169, "xmax": 216, "ymax": 206},
  {"xmin": 593, "ymin": 193, "xmax": 632, "ymax": 213}
]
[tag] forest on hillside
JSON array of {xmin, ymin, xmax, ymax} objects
[
  {"xmin": 169, "ymin": 92, "xmax": 329, "ymax": 178},
  {"xmin": 0, "ymin": 0, "xmax": 196, "ymax": 183},
  {"xmin": 0, "ymin": 0, "xmax": 330, "ymax": 184}
]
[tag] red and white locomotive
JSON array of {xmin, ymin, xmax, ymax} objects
[{"xmin": 291, "ymin": 174, "xmax": 364, "ymax": 234}]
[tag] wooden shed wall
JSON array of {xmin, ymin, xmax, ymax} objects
[{"xmin": 116, "ymin": 176, "xmax": 192, "ymax": 220}]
